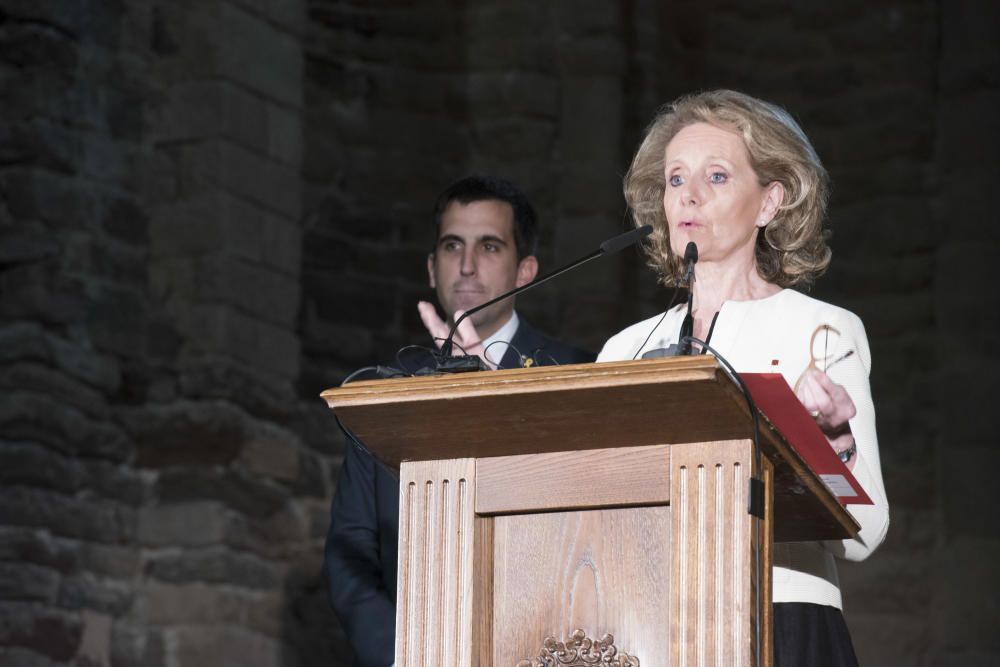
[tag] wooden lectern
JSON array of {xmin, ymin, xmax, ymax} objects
[{"xmin": 322, "ymin": 356, "xmax": 859, "ymax": 666}]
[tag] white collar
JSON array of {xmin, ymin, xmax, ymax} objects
[{"xmin": 481, "ymin": 311, "xmax": 520, "ymax": 368}]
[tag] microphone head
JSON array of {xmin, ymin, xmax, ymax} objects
[
  {"xmin": 684, "ymin": 241, "xmax": 698, "ymax": 264},
  {"xmin": 599, "ymin": 225, "xmax": 653, "ymax": 255}
]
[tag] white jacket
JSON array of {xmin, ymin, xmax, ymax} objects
[{"xmin": 598, "ymin": 288, "xmax": 890, "ymax": 609}]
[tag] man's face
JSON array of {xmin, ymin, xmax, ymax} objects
[{"xmin": 427, "ymin": 200, "xmax": 538, "ymax": 339}]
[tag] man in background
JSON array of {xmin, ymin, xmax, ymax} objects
[{"xmin": 324, "ymin": 176, "xmax": 594, "ymax": 666}]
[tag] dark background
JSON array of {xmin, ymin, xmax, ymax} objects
[{"xmin": 1, "ymin": 0, "xmax": 997, "ymax": 665}]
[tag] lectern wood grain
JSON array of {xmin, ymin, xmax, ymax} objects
[
  {"xmin": 476, "ymin": 445, "xmax": 671, "ymax": 515},
  {"xmin": 493, "ymin": 506, "xmax": 672, "ymax": 666}
]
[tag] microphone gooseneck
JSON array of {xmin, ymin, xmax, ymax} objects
[
  {"xmin": 678, "ymin": 242, "xmax": 699, "ymax": 355},
  {"xmin": 437, "ymin": 225, "xmax": 653, "ymax": 370}
]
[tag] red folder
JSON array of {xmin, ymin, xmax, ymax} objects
[{"xmin": 740, "ymin": 373, "xmax": 873, "ymax": 505}]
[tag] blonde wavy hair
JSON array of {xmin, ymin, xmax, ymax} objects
[{"xmin": 625, "ymin": 89, "xmax": 831, "ymax": 288}]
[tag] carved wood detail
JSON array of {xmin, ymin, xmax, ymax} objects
[{"xmin": 517, "ymin": 629, "xmax": 640, "ymax": 667}]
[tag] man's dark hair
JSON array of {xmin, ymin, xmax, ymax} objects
[{"xmin": 431, "ymin": 176, "xmax": 539, "ymax": 259}]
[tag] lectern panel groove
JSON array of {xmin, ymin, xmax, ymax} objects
[
  {"xmin": 670, "ymin": 440, "xmax": 772, "ymax": 667},
  {"xmin": 396, "ymin": 459, "xmax": 477, "ymax": 667}
]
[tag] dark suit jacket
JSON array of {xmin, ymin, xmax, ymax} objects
[{"xmin": 324, "ymin": 321, "xmax": 594, "ymax": 666}]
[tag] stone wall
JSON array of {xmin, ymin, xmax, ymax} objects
[{"xmin": 1, "ymin": 0, "xmax": 997, "ymax": 665}]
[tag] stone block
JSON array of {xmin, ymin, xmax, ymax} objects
[
  {"xmin": 0, "ymin": 647, "xmax": 62, "ymax": 667},
  {"xmin": 0, "ymin": 392, "xmax": 131, "ymax": 462},
  {"xmin": 218, "ymin": 2, "xmax": 302, "ymax": 107},
  {"xmin": 183, "ymin": 303, "xmax": 301, "ymax": 377},
  {"xmin": 0, "ymin": 562, "xmax": 59, "ymax": 604},
  {"xmin": 110, "ymin": 623, "xmax": 167, "ymax": 667},
  {"xmin": 72, "ymin": 541, "xmax": 140, "ymax": 580},
  {"xmin": 150, "ymin": 191, "xmax": 301, "ymax": 273},
  {"xmin": 218, "ymin": 140, "xmax": 302, "ymax": 219},
  {"xmin": 0, "ymin": 601, "xmax": 82, "ymax": 661},
  {"xmin": 0, "ymin": 117, "xmax": 80, "ymax": 175},
  {"xmin": 224, "ymin": 503, "xmax": 310, "ymax": 559},
  {"xmin": 0, "ymin": 0, "xmax": 87, "ymax": 36},
  {"xmin": 302, "ymin": 281, "xmax": 394, "ymax": 344},
  {"xmin": 138, "ymin": 581, "xmax": 283, "ymax": 636},
  {"xmin": 466, "ymin": 71, "xmax": 558, "ymax": 118},
  {"xmin": 175, "ymin": 353, "xmax": 298, "ymax": 419},
  {"xmin": 58, "ymin": 576, "xmax": 133, "ymax": 616},
  {"xmin": 0, "ymin": 263, "xmax": 89, "ymax": 328},
  {"xmin": 149, "ymin": 79, "xmax": 225, "ymax": 144},
  {"xmin": 470, "ymin": 117, "xmax": 556, "ymax": 162},
  {"xmin": 218, "ymin": 256, "xmax": 301, "ymax": 328},
  {"xmin": 307, "ymin": 5, "xmax": 461, "ymax": 70},
  {"xmin": 87, "ymin": 285, "xmax": 147, "ymax": 359},
  {"xmin": 77, "ymin": 610, "xmax": 112, "ymax": 667},
  {"xmin": 80, "ymin": 237, "xmax": 149, "ymax": 288},
  {"xmin": 238, "ymin": 422, "xmax": 302, "ymax": 482},
  {"xmin": 2, "ymin": 167, "xmax": 98, "ymax": 229},
  {"xmin": 166, "ymin": 78, "xmax": 305, "ymax": 169},
  {"xmin": 289, "ymin": 446, "xmax": 326, "ymax": 498},
  {"xmin": 48, "ymin": 334, "xmax": 122, "ymax": 393},
  {"xmin": 0, "ymin": 323, "xmax": 50, "ymax": 366},
  {"xmin": 0, "ymin": 441, "xmax": 84, "ymax": 495},
  {"xmin": 76, "ymin": 132, "xmax": 143, "ymax": 193},
  {"xmin": 230, "ymin": 0, "xmax": 306, "ymax": 35},
  {"xmin": 100, "ymin": 195, "xmax": 149, "ymax": 246},
  {"xmin": 0, "ymin": 487, "xmax": 135, "ymax": 544},
  {"xmin": 154, "ymin": 467, "xmax": 290, "ymax": 518},
  {"xmin": 3, "ymin": 361, "xmax": 110, "ymax": 419},
  {"xmin": 145, "ymin": 548, "xmax": 282, "ymax": 589},
  {"xmin": 264, "ymin": 98, "xmax": 303, "ymax": 167},
  {"xmin": 153, "ymin": 253, "xmax": 300, "ymax": 330},
  {"xmin": 0, "ymin": 527, "xmax": 75, "ymax": 573},
  {"xmin": 300, "ymin": 229, "xmax": 359, "ymax": 273},
  {"xmin": 138, "ymin": 501, "xmax": 228, "ymax": 547},
  {"xmin": 123, "ymin": 400, "xmax": 249, "ymax": 468},
  {"xmin": 361, "ymin": 68, "xmax": 465, "ymax": 118},
  {"xmin": 169, "ymin": 625, "xmax": 284, "ymax": 667}
]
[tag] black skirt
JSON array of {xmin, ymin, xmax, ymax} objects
[{"xmin": 774, "ymin": 602, "xmax": 860, "ymax": 667}]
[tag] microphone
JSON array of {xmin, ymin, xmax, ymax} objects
[
  {"xmin": 640, "ymin": 241, "xmax": 699, "ymax": 359},
  {"xmin": 436, "ymin": 224, "xmax": 653, "ymax": 372},
  {"xmin": 677, "ymin": 242, "xmax": 698, "ymax": 355}
]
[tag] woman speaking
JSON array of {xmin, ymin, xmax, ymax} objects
[{"xmin": 599, "ymin": 90, "xmax": 890, "ymax": 666}]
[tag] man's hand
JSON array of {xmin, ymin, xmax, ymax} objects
[
  {"xmin": 417, "ymin": 301, "xmax": 495, "ymax": 368},
  {"xmin": 795, "ymin": 368, "xmax": 858, "ymax": 470}
]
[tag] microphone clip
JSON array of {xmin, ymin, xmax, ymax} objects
[{"xmin": 435, "ymin": 354, "xmax": 490, "ymax": 373}]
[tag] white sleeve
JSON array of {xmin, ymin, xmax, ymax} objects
[{"xmin": 821, "ymin": 310, "xmax": 890, "ymax": 561}]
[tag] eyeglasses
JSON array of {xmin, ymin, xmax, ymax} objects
[{"xmin": 794, "ymin": 324, "xmax": 855, "ymax": 393}]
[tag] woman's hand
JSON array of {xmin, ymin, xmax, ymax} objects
[
  {"xmin": 795, "ymin": 368, "xmax": 857, "ymax": 469},
  {"xmin": 417, "ymin": 301, "xmax": 496, "ymax": 369}
]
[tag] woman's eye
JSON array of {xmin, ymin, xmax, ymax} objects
[
  {"xmin": 668, "ymin": 174, "xmax": 683, "ymax": 187},
  {"xmin": 709, "ymin": 172, "xmax": 728, "ymax": 184}
]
